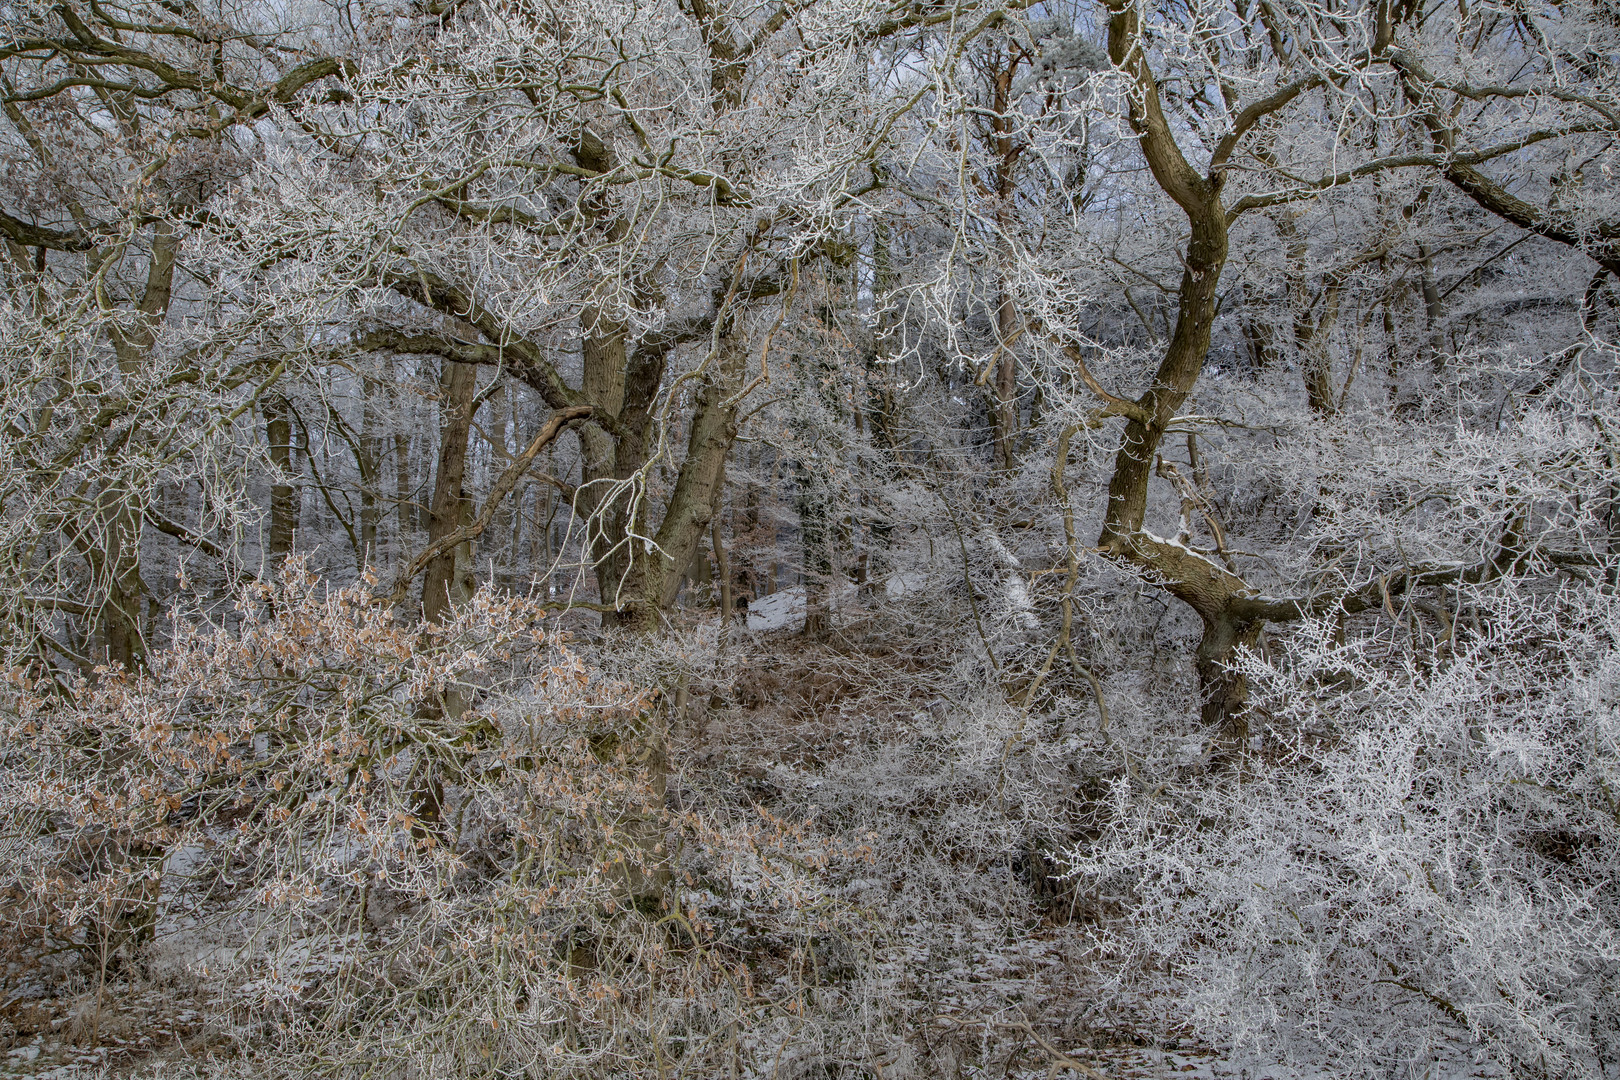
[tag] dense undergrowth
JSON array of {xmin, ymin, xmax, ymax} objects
[{"xmin": 4, "ymin": 543, "xmax": 1618, "ymax": 1079}]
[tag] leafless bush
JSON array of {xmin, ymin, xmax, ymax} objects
[{"xmin": 0, "ymin": 561, "xmax": 917, "ymax": 1078}]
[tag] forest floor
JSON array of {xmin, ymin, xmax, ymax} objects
[
  {"xmin": 0, "ymin": 620, "xmax": 1519, "ymax": 1080},
  {"xmin": 0, "ymin": 1013, "xmax": 1510, "ymax": 1080}
]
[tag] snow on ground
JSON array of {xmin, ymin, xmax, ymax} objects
[
  {"xmin": 743, "ymin": 580, "xmax": 885, "ymax": 632},
  {"xmin": 746, "ymin": 585, "xmax": 805, "ymax": 632},
  {"xmin": 884, "ymin": 570, "xmax": 932, "ymax": 599}
]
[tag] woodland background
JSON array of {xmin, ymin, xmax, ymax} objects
[{"xmin": 1, "ymin": 0, "xmax": 1619, "ymax": 1076}]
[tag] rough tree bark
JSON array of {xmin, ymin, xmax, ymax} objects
[
  {"xmin": 421, "ymin": 361, "xmax": 478, "ymax": 626},
  {"xmin": 1090, "ymin": 0, "xmax": 1305, "ymax": 740}
]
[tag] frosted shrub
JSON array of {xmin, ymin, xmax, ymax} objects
[
  {"xmin": 1066, "ymin": 583, "xmax": 1620, "ymax": 1076},
  {"xmin": 0, "ymin": 560, "xmax": 871, "ymax": 1077}
]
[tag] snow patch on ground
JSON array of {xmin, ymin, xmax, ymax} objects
[
  {"xmin": 744, "ymin": 582, "xmax": 861, "ymax": 632},
  {"xmin": 746, "ymin": 586, "xmax": 805, "ymax": 632},
  {"xmin": 885, "ymin": 570, "xmax": 931, "ymax": 599}
]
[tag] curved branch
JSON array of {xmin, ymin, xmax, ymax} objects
[{"xmin": 384, "ymin": 405, "xmax": 593, "ymax": 606}]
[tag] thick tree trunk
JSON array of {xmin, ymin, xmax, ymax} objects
[
  {"xmin": 80, "ymin": 221, "xmax": 177, "ymax": 667},
  {"xmin": 1093, "ymin": 0, "xmax": 1268, "ymax": 746},
  {"xmin": 422, "ymin": 361, "xmax": 478, "ymax": 625},
  {"xmin": 1196, "ymin": 613, "xmax": 1263, "ymax": 740},
  {"xmin": 83, "ymin": 491, "xmax": 146, "ymax": 670},
  {"xmin": 409, "ymin": 360, "xmax": 479, "ymax": 837},
  {"xmin": 575, "ymin": 310, "xmax": 655, "ymax": 617},
  {"xmin": 611, "ymin": 343, "xmax": 741, "ymax": 630},
  {"xmin": 583, "ymin": 320, "xmax": 742, "ymax": 632}
]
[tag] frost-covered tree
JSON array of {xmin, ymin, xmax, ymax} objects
[{"xmin": 4, "ymin": 0, "xmax": 1620, "ymax": 1076}]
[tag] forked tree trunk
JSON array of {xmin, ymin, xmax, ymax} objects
[
  {"xmin": 1093, "ymin": 0, "xmax": 1275, "ymax": 746},
  {"xmin": 593, "ymin": 327, "xmax": 744, "ymax": 632}
]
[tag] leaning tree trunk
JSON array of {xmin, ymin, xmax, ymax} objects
[{"xmin": 1091, "ymin": 0, "xmax": 1274, "ymax": 744}]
